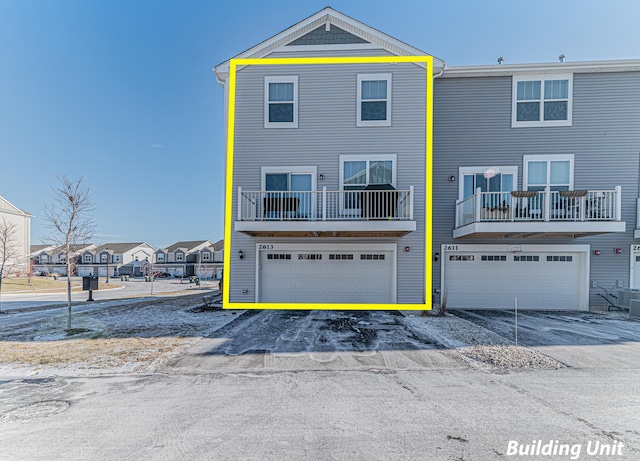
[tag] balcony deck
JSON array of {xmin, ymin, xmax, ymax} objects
[
  {"xmin": 454, "ymin": 187, "xmax": 625, "ymax": 239},
  {"xmin": 236, "ymin": 187, "xmax": 416, "ymax": 237}
]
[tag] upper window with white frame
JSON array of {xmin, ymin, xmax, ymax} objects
[
  {"xmin": 459, "ymin": 166, "xmax": 517, "ymax": 200},
  {"xmin": 357, "ymin": 74, "xmax": 392, "ymax": 127},
  {"xmin": 523, "ymin": 154, "xmax": 574, "ymax": 191},
  {"xmin": 157, "ymin": 253, "xmax": 164, "ymax": 262},
  {"xmin": 84, "ymin": 254, "xmax": 91, "ymax": 263},
  {"xmin": 340, "ymin": 155, "xmax": 396, "ymax": 214},
  {"xmin": 175, "ymin": 252, "xmax": 184, "ymax": 262},
  {"xmin": 264, "ymin": 76, "xmax": 298, "ymax": 128},
  {"xmin": 512, "ymin": 75, "xmax": 573, "ymax": 127}
]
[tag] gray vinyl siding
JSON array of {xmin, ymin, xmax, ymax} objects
[
  {"xmin": 433, "ymin": 71, "xmax": 640, "ymax": 308},
  {"xmin": 229, "ymin": 57, "xmax": 428, "ymax": 303}
]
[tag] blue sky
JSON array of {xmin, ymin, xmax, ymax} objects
[{"xmin": 1, "ymin": 0, "xmax": 639, "ymax": 249}]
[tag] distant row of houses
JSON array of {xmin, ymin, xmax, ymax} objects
[
  {"xmin": 1, "ymin": 194, "xmax": 223, "ymax": 280},
  {"xmin": 30, "ymin": 240, "xmax": 223, "ymax": 278}
]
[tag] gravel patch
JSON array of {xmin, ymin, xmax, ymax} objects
[{"xmin": 402, "ymin": 312, "xmax": 565, "ymax": 371}]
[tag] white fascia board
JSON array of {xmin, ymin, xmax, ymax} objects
[
  {"xmin": 236, "ymin": 220, "xmax": 416, "ymax": 233},
  {"xmin": 453, "ymin": 221, "xmax": 626, "ymax": 239},
  {"xmin": 442, "ymin": 59, "xmax": 640, "ymax": 78}
]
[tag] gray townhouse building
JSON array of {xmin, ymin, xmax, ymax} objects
[{"xmin": 215, "ymin": 7, "xmax": 640, "ymax": 310}]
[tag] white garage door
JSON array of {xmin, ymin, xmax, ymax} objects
[
  {"xmin": 259, "ymin": 245, "xmax": 395, "ymax": 304},
  {"xmin": 77, "ymin": 267, "xmax": 94, "ymax": 276},
  {"xmin": 444, "ymin": 248, "xmax": 586, "ymax": 310}
]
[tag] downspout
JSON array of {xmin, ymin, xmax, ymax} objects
[{"xmin": 434, "ymin": 61, "xmax": 446, "ymax": 78}]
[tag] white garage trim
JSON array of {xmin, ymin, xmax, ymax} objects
[
  {"xmin": 629, "ymin": 244, "xmax": 640, "ymax": 289},
  {"xmin": 441, "ymin": 243, "xmax": 590, "ymax": 310},
  {"xmin": 255, "ymin": 243, "xmax": 397, "ymax": 303}
]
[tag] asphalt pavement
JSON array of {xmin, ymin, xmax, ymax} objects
[{"xmin": 1, "ymin": 309, "xmax": 639, "ymax": 460}]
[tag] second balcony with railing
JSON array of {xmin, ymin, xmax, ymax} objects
[
  {"xmin": 236, "ymin": 186, "xmax": 416, "ymax": 237},
  {"xmin": 454, "ymin": 186, "xmax": 625, "ymax": 238}
]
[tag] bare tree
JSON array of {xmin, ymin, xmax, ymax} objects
[
  {"xmin": 0, "ymin": 217, "xmax": 20, "ymax": 314},
  {"xmin": 44, "ymin": 176, "xmax": 95, "ymax": 330}
]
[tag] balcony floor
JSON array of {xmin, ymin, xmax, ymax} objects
[
  {"xmin": 453, "ymin": 220, "xmax": 626, "ymax": 239},
  {"xmin": 236, "ymin": 220, "xmax": 416, "ymax": 237}
]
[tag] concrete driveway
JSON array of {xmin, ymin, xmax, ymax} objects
[{"xmin": 452, "ymin": 309, "xmax": 640, "ymax": 368}]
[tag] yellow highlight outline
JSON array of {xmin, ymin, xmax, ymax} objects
[{"xmin": 223, "ymin": 55, "xmax": 433, "ymax": 310}]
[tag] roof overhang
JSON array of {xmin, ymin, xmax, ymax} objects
[{"xmin": 442, "ymin": 59, "xmax": 640, "ymax": 78}]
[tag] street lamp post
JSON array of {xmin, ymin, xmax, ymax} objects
[{"xmin": 105, "ymin": 247, "xmax": 110, "ymax": 284}]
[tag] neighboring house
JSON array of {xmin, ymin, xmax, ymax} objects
[
  {"xmin": 32, "ymin": 243, "xmax": 97, "ymax": 275},
  {"xmin": 76, "ymin": 242, "xmax": 156, "ymax": 277},
  {"xmin": 154, "ymin": 240, "xmax": 222, "ymax": 278},
  {"xmin": 0, "ymin": 195, "xmax": 32, "ymax": 276},
  {"xmin": 216, "ymin": 7, "xmax": 640, "ymax": 310}
]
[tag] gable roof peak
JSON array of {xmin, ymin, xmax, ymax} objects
[{"xmin": 214, "ymin": 7, "xmax": 443, "ymax": 77}]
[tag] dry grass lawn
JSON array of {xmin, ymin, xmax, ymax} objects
[
  {"xmin": 0, "ymin": 277, "xmax": 121, "ymax": 293},
  {"xmin": 0, "ymin": 337, "xmax": 197, "ymax": 371}
]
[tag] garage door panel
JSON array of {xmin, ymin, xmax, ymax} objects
[
  {"xmin": 445, "ymin": 250, "xmax": 584, "ymax": 310},
  {"xmin": 260, "ymin": 248, "xmax": 394, "ymax": 304}
]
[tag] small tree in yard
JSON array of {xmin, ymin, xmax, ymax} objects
[
  {"xmin": 0, "ymin": 217, "xmax": 20, "ymax": 314},
  {"xmin": 44, "ymin": 176, "xmax": 95, "ymax": 330}
]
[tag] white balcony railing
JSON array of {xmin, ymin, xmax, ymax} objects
[
  {"xmin": 456, "ymin": 186, "xmax": 622, "ymax": 228},
  {"xmin": 238, "ymin": 187, "xmax": 414, "ymax": 221}
]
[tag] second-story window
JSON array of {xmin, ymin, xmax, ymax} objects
[
  {"xmin": 264, "ymin": 76, "xmax": 298, "ymax": 128},
  {"xmin": 512, "ymin": 75, "xmax": 573, "ymax": 127},
  {"xmin": 202, "ymin": 252, "xmax": 211, "ymax": 261},
  {"xmin": 157, "ymin": 253, "xmax": 165, "ymax": 262},
  {"xmin": 84, "ymin": 254, "xmax": 91, "ymax": 263},
  {"xmin": 176, "ymin": 253, "xmax": 184, "ymax": 262},
  {"xmin": 357, "ymin": 74, "xmax": 392, "ymax": 127}
]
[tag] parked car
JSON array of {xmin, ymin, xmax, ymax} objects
[{"xmin": 152, "ymin": 271, "xmax": 171, "ymax": 278}]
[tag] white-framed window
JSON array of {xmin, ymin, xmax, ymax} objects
[
  {"xmin": 261, "ymin": 166, "xmax": 317, "ymax": 219},
  {"xmin": 202, "ymin": 252, "xmax": 211, "ymax": 261},
  {"xmin": 114, "ymin": 255, "xmax": 120, "ymax": 262},
  {"xmin": 157, "ymin": 253, "xmax": 165, "ymax": 262},
  {"xmin": 459, "ymin": 166, "xmax": 517, "ymax": 200},
  {"xmin": 512, "ymin": 75, "xmax": 573, "ymax": 127},
  {"xmin": 84, "ymin": 254, "xmax": 91, "ymax": 263},
  {"xmin": 41, "ymin": 254, "xmax": 48, "ymax": 262},
  {"xmin": 264, "ymin": 76, "xmax": 298, "ymax": 128},
  {"xmin": 340, "ymin": 154, "xmax": 396, "ymax": 214},
  {"xmin": 523, "ymin": 154, "xmax": 574, "ymax": 191},
  {"xmin": 101, "ymin": 253, "xmax": 108, "ymax": 263},
  {"xmin": 175, "ymin": 252, "xmax": 184, "ymax": 262},
  {"xmin": 357, "ymin": 73, "xmax": 392, "ymax": 127},
  {"xmin": 59, "ymin": 254, "xmax": 66, "ymax": 262}
]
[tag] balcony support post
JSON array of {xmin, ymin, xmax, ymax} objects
[
  {"xmin": 409, "ymin": 186, "xmax": 414, "ymax": 220},
  {"xmin": 475, "ymin": 188, "xmax": 482, "ymax": 222},
  {"xmin": 544, "ymin": 186, "xmax": 551, "ymax": 222},
  {"xmin": 615, "ymin": 185, "xmax": 622, "ymax": 221},
  {"xmin": 237, "ymin": 187, "xmax": 242, "ymax": 221},
  {"xmin": 322, "ymin": 187, "xmax": 327, "ymax": 221}
]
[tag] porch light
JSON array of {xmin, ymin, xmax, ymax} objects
[
  {"xmin": 238, "ymin": 250, "xmax": 245, "ymax": 260},
  {"xmin": 434, "ymin": 252, "xmax": 440, "ymax": 262},
  {"xmin": 615, "ymin": 248, "xmax": 622, "ymax": 254},
  {"xmin": 593, "ymin": 250, "xmax": 600, "ymax": 256}
]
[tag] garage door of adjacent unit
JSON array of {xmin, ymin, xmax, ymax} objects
[
  {"xmin": 259, "ymin": 246, "xmax": 395, "ymax": 304},
  {"xmin": 444, "ymin": 249, "xmax": 585, "ymax": 310}
]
